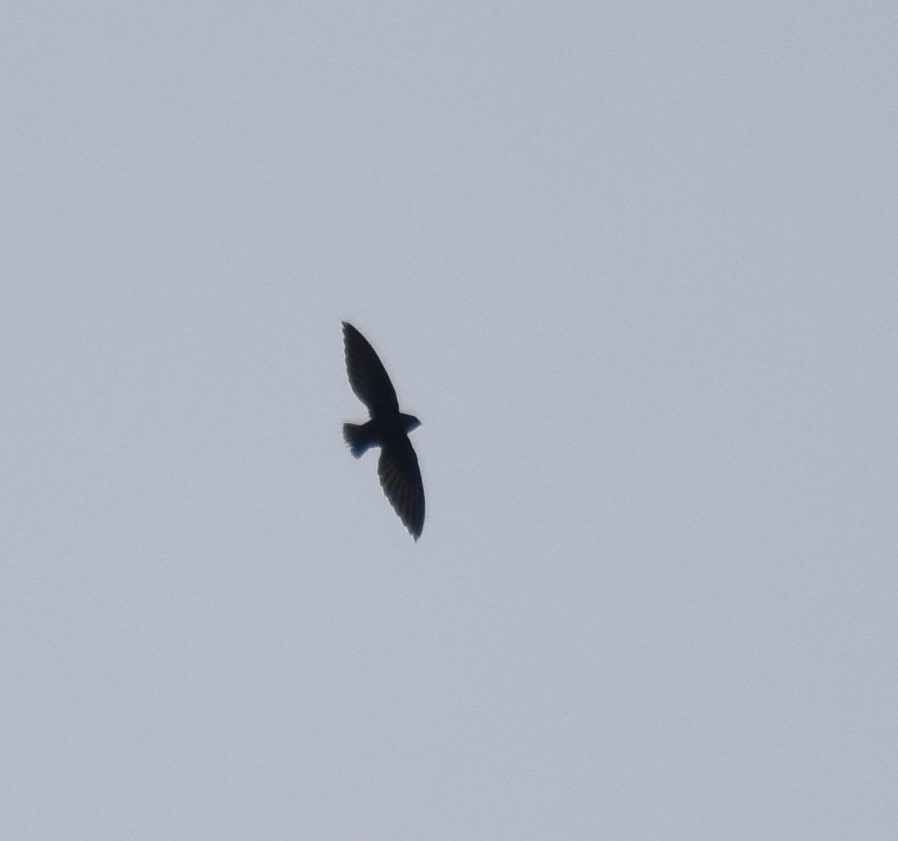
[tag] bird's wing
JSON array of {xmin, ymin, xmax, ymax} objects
[
  {"xmin": 378, "ymin": 437, "xmax": 425, "ymax": 541},
  {"xmin": 343, "ymin": 322, "xmax": 400, "ymax": 414}
]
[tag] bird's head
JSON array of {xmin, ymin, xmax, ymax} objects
[{"xmin": 400, "ymin": 413, "xmax": 421, "ymax": 433}]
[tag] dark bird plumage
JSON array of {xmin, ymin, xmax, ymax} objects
[{"xmin": 342, "ymin": 322, "xmax": 425, "ymax": 541}]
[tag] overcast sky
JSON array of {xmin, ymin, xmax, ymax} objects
[{"xmin": 3, "ymin": 2, "xmax": 897, "ymax": 839}]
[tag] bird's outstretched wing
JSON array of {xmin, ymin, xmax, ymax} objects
[
  {"xmin": 378, "ymin": 437, "xmax": 425, "ymax": 541},
  {"xmin": 343, "ymin": 322, "xmax": 399, "ymax": 415}
]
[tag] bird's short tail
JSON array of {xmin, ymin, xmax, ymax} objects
[{"xmin": 343, "ymin": 422, "xmax": 374, "ymax": 458}]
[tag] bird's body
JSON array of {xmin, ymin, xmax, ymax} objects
[{"xmin": 342, "ymin": 322, "xmax": 425, "ymax": 540}]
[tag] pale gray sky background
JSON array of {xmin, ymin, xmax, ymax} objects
[{"xmin": 2, "ymin": 2, "xmax": 896, "ymax": 838}]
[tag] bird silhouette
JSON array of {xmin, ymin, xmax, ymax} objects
[{"xmin": 342, "ymin": 321, "xmax": 425, "ymax": 540}]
